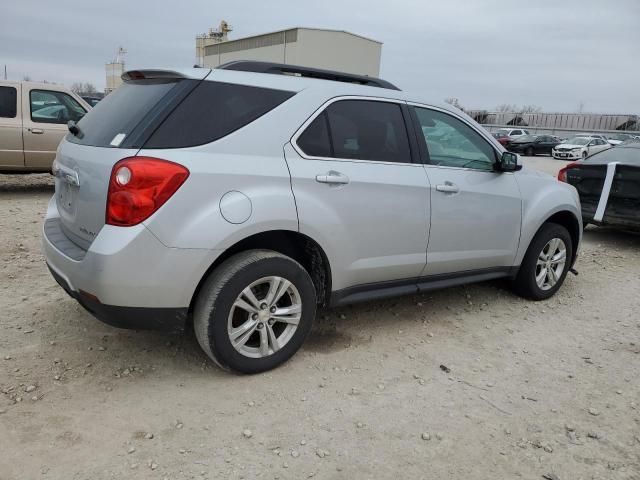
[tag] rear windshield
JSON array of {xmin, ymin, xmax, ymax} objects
[
  {"xmin": 67, "ymin": 79, "xmax": 187, "ymax": 147},
  {"xmin": 67, "ymin": 79, "xmax": 295, "ymax": 149},
  {"xmin": 584, "ymin": 146, "xmax": 640, "ymax": 165}
]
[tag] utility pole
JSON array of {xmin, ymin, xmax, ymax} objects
[{"xmin": 3, "ymin": 65, "xmax": 6, "ymax": 80}]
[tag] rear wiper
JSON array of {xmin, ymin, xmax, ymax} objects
[{"xmin": 67, "ymin": 120, "xmax": 81, "ymax": 137}]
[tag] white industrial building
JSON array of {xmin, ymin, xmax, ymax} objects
[{"xmin": 197, "ymin": 25, "xmax": 383, "ymax": 77}]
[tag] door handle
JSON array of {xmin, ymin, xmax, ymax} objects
[
  {"xmin": 316, "ymin": 171, "xmax": 350, "ymax": 185},
  {"xmin": 29, "ymin": 128, "xmax": 44, "ymax": 134},
  {"xmin": 435, "ymin": 182, "xmax": 459, "ymax": 194}
]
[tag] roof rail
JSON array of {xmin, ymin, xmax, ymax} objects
[{"xmin": 216, "ymin": 61, "xmax": 400, "ymax": 91}]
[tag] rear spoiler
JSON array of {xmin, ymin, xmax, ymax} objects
[{"xmin": 121, "ymin": 68, "xmax": 210, "ymax": 82}]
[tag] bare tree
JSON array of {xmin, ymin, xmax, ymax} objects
[
  {"xmin": 495, "ymin": 103, "xmax": 518, "ymax": 113},
  {"xmin": 520, "ymin": 104, "xmax": 542, "ymax": 114},
  {"xmin": 82, "ymin": 82, "xmax": 97, "ymax": 94},
  {"xmin": 444, "ymin": 97, "xmax": 463, "ymax": 110},
  {"xmin": 70, "ymin": 82, "xmax": 97, "ymax": 95}
]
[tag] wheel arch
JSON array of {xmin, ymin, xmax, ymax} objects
[
  {"xmin": 543, "ymin": 210, "xmax": 581, "ymax": 267},
  {"xmin": 520, "ymin": 210, "xmax": 581, "ymax": 270},
  {"xmin": 188, "ymin": 230, "xmax": 332, "ymax": 315}
]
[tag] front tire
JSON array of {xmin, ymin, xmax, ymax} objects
[
  {"xmin": 194, "ymin": 250, "xmax": 316, "ymax": 374},
  {"xmin": 513, "ymin": 223, "xmax": 573, "ymax": 300},
  {"xmin": 526, "ymin": 147, "xmax": 534, "ymax": 157}
]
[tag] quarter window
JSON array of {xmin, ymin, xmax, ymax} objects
[
  {"xmin": 413, "ymin": 107, "xmax": 497, "ymax": 170},
  {"xmin": 297, "ymin": 100, "xmax": 412, "ymax": 163},
  {"xmin": 0, "ymin": 86, "xmax": 17, "ymax": 118},
  {"xmin": 297, "ymin": 112, "xmax": 332, "ymax": 158},
  {"xmin": 144, "ymin": 82, "xmax": 295, "ymax": 149},
  {"xmin": 30, "ymin": 90, "xmax": 86, "ymax": 124}
]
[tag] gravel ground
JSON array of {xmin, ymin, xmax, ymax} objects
[{"xmin": 1, "ymin": 158, "xmax": 639, "ymax": 480}]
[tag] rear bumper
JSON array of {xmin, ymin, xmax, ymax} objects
[
  {"xmin": 48, "ymin": 264, "xmax": 188, "ymax": 331},
  {"xmin": 42, "ymin": 196, "xmax": 215, "ymax": 331}
]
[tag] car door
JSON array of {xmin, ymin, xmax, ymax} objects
[
  {"xmin": 0, "ymin": 84, "xmax": 24, "ymax": 168},
  {"xmin": 285, "ymin": 97, "xmax": 430, "ymax": 292},
  {"xmin": 537, "ymin": 136, "xmax": 554, "ymax": 154},
  {"xmin": 22, "ymin": 87, "xmax": 87, "ymax": 169},
  {"xmin": 595, "ymin": 139, "xmax": 609, "ymax": 154},
  {"xmin": 410, "ymin": 105, "xmax": 522, "ymax": 276}
]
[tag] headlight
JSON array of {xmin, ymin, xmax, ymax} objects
[{"xmin": 571, "ymin": 148, "xmax": 582, "ymax": 151}]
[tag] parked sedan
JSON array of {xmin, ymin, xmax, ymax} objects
[
  {"xmin": 492, "ymin": 131, "xmax": 511, "ymax": 146},
  {"xmin": 506, "ymin": 134, "xmax": 560, "ymax": 156},
  {"xmin": 558, "ymin": 143, "xmax": 640, "ymax": 231},
  {"xmin": 606, "ymin": 133, "xmax": 635, "ymax": 145},
  {"xmin": 552, "ymin": 136, "xmax": 611, "ymax": 160}
]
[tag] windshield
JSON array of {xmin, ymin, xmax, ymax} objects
[{"xmin": 565, "ymin": 137, "xmax": 590, "ymax": 146}]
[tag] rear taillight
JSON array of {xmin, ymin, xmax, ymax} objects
[
  {"xmin": 106, "ymin": 157, "xmax": 189, "ymax": 226},
  {"xmin": 557, "ymin": 161, "xmax": 580, "ymax": 183}
]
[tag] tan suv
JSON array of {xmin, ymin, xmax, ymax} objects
[{"xmin": 0, "ymin": 81, "xmax": 90, "ymax": 172}]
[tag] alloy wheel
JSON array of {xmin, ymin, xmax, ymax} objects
[
  {"xmin": 227, "ymin": 276, "xmax": 302, "ymax": 358},
  {"xmin": 535, "ymin": 238, "xmax": 567, "ymax": 290}
]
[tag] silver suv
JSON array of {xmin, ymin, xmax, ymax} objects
[{"xmin": 43, "ymin": 62, "xmax": 582, "ymax": 373}]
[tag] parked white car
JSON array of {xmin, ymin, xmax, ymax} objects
[
  {"xmin": 552, "ymin": 136, "xmax": 611, "ymax": 160},
  {"xmin": 496, "ymin": 128, "xmax": 530, "ymax": 138},
  {"xmin": 606, "ymin": 133, "xmax": 636, "ymax": 145},
  {"xmin": 575, "ymin": 133, "xmax": 608, "ymax": 142}
]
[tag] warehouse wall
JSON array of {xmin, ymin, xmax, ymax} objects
[
  {"xmin": 297, "ymin": 29, "xmax": 381, "ymax": 77},
  {"xmin": 202, "ymin": 28, "xmax": 381, "ymax": 77}
]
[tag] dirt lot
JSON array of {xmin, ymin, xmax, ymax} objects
[{"xmin": 1, "ymin": 158, "xmax": 639, "ymax": 480}]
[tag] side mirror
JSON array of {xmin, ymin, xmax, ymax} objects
[{"xmin": 497, "ymin": 151, "xmax": 522, "ymax": 172}]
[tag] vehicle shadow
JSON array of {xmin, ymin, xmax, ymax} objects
[
  {"xmin": 0, "ymin": 174, "xmax": 54, "ymax": 193},
  {"xmin": 583, "ymin": 225, "xmax": 640, "ymax": 246},
  {"xmin": 47, "ymin": 275, "xmax": 520, "ymax": 378}
]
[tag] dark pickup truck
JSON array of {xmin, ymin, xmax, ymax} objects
[{"xmin": 558, "ymin": 142, "xmax": 640, "ymax": 230}]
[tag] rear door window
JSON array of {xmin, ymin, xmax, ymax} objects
[
  {"xmin": 0, "ymin": 86, "xmax": 17, "ymax": 118},
  {"xmin": 297, "ymin": 99, "xmax": 412, "ymax": 163},
  {"xmin": 143, "ymin": 82, "xmax": 295, "ymax": 149}
]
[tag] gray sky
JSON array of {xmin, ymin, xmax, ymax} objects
[{"xmin": 2, "ymin": 0, "xmax": 638, "ymax": 113}]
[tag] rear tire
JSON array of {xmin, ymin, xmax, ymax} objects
[
  {"xmin": 513, "ymin": 223, "xmax": 573, "ymax": 300},
  {"xmin": 526, "ymin": 147, "xmax": 534, "ymax": 157},
  {"xmin": 194, "ymin": 250, "xmax": 316, "ymax": 374}
]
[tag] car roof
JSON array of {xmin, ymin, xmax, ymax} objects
[
  {"xmin": 125, "ymin": 67, "xmax": 464, "ymax": 117},
  {"xmin": 0, "ymin": 80, "xmax": 76, "ymax": 90}
]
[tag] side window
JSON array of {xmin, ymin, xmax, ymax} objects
[
  {"xmin": 297, "ymin": 111, "xmax": 332, "ymax": 158},
  {"xmin": 30, "ymin": 90, "xmax": 86, "ymax": 124},
  {"xmin": 413, "ymin": 107, "xmax": 497, "ymax": 170},
  {"xmin": 512, "ymin": 130, "xmax": 522, "ymax": 136},
  {"xmin": 321, "ymin": 100, "xmax": 411, "ymax": 163},
  {"xmin": 0, "ymin": 86, "xmax": 17, "ymax": 118}
]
